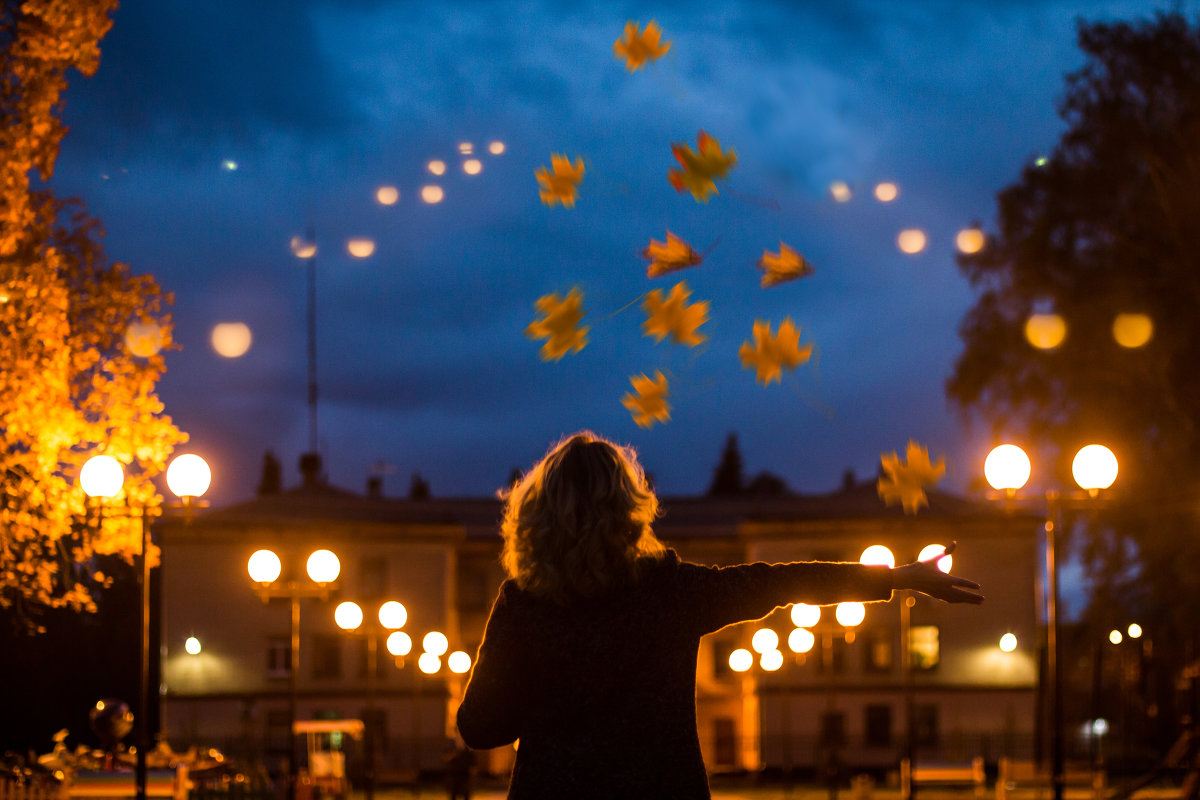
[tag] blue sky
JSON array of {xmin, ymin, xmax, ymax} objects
[{"xmin": 50, "ymin": 0, "xmax": 1167, "ymax": 508}]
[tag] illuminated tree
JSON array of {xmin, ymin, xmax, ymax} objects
[
  {"xmin": 1, "ymin": 1, "xmax": 186, "ymax": 622},
  {"xmin": 949, "ymin": 12, "xmax": 1200, "ymax": 708}
]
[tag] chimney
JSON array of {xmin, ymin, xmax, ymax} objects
[
  {"xmin": 366, "ymin": 476, "xmax": 382, "ymax": 499},
  {"xmin": 299, "ymin": 451, "xmax": 323, "ymax": 489},
  {"xmin": 257, "ymin": 450, "xmax": 281, "ymax": 496},
  {"xmin": 842, "ymin": 468, "xmax": 856, "ymax": 491}
]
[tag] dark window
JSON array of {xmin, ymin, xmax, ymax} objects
[
  {"xmin": 819, "ymin": 711, "xmax": 846, "ymax": 747},
  {"xmin": 865, "ymin": 704, "xmax": 892, "ymax": 747},
  {"xmin": 864, "ymin": 628, "xmax": 894, "ymax": 673},
  {"xmin": 712, "ymin": 717, "xmax": 737, "ymax": 767},
  {"xmin": 356, "ymin": 638, "xmax": 389, "ymax": 681},
  {"xmin": 816, "ymin": 635, "xmax": 847, "ymax": 674},
  {"xmin": 359, "ymin": 558, "xmax": 387, "ymax": 598},
  {"xmin": 267, "ymin": 637, "xmax": 290, "ymax": 679},
  {"xmin": 312, "ymin": 634, "xmax": 342, "ymax": 680},
  {"xmin": 915, "ymin": 704, "xmax": 939, "ymax": 747},
  {"xmin": 909, "ymin": 626, "xmax": 940, "ymax": 671}
]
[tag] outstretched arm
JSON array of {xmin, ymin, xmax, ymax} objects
[{"xmin": 890, "ymin": 542, "xmax": 984, "ymax": 604}]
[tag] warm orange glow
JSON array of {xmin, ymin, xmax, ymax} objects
[
  {"xmin": 1112, "ymin": 313, "xmax": 1153, "ymax": 348},
  {"xmin": 956, "ymin": 228, "xmax": 985, "ymax": 254},
  {"xmin": 418, "ymin": 653, "xmax": 441, "ymax": 674},
  {"xmin": 247, "ymin": 550, "xmax": 282, "ymax": 584},
  {"xmin": 125, "ymin": 321, "xmax": 164, "ymax": 358},
  {"xmin": 835, "ymin": 602, "xmax": 865, "ymax": 628},
  {"xmin": 421, "ymin": 185, "xmax": 445, "ymax": 204},
  {"xmin": 1128, "ymin": 623, "xmax": 1143, "ymax": 639},
  {"xmin": 984, "ymin": 444, "xmax": 1030, "ymax": 492},
  {"xmin": 375, "ymin": 186, "xmax": 399, "ymax": 205},
  {"xmin": 1072, "ymin": 444, "xmax": 1117, "ymax": 493},
  {"xmin": 80, "ymin": 455, "xmax": 124, "ymax": 498},
  {"xmin": 859, "ymin": 545, "xmax": 895, "ymax": 569},
  {"xmin": 462, "ymin": 158, "xmax": 483, "ymax": 175},
  {"xmin": 897, "ymin": 229, "xmax": 927, "ymax": 254},
  {"xmin": 448, "ymin": 650, "xmax": 472, "ymax": 674},
  {"xmin": 211, "ymin": 323, "xmax": 252, "ymax": 358},
  {"xmin": 760, "ymin": 650, "xmax": 783, "ymax": 671},
  {"xmin": 458, "ymin": 142, "xmax": 474, "ymax": 155},
  {"xmin": 1109, "ymin": 629, "xmax": 1123, "ymax": 645},
  {"xmin": 488, "ymin": 141, "xmax": 506, "ymax": 155},
  {"xmin": 306, "ymin": 550, "xmax": 340, "ymax": 584},
  {"xmin": 335, "ymin": 601, "xmax": 364, "ymax": 631},
  {"xmin": 423, "ymin": 631, "xmax": 449, "ymax": 656},
  {"xmin": 290, "ymin": 236, "xmax": 317, "ymax": 259},
  {"xmin": 378, "ymin": 601, "xmax": 407, "ymax": 629},
  {"xmin": 874, "ymin": 182, "xmax": 898, "ymax": 202},
  {"xmin": 790, "ymin": 603, "xmax": 820, "ymax": 628},
  {"xmin": 751, "ymin": 628, "xmax": 778, "ymax": 653},
  {"xmin": 829, "ymin": 181, "xmax": 851, "ymax": 203},
  {"xmin": 426, "ymin": 160, "xmax": 446, "ymax": 176},
  {"xmin": 184, "ymin": 637, "xmax": 201, "ymax": 655},
  {"xmin": 166, "ymin": 454, "xmax": 211, "ymax": 498},
  {"xmin": 346, "ymin": 238, "xmax": 376, "ymax": 258},
  {"xmin": 728, "ymin": 648, "xmax": 752, "ymax": 672},
  {"xmin": 386, "ymin": 631, "xmax": 412, "ymax": 657},
  {"xmin": 1024, "ymin": 313, "xmax": 1066, "ymax": 349},
  {"xmin": 788, "ymin": 627, "xmax": 815, "ymax": 653},
  {"xmin": 999, "ymin": 633, "xmax": 1018, "ymax": 652},
  {"xmin": 917, "ymin": 543, "xmax": 952, "ymax": 574}
]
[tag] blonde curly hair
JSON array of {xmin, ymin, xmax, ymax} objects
[{"xmin": 500, "ymin": 431, "xmax": 666, "ymax": 602}]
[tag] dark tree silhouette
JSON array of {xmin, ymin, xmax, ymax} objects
[
  {"xmin": 707, "ymin": 434, "xmax": 744, "ymax": 496},
  {"xmin": 949, "ymin": 12, "xmax": 1200, "ymax": 735}
]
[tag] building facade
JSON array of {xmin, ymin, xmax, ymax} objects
[{"xmin": 158, "ymin": 476, "xmax": 1040, "ymax": 782}]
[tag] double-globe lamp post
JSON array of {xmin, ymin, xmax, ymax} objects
[
  {"xmin": 984, "ymin": 442, "xmax": 1118, "ymax": 800},
  {"xmin": 247, "ymin": 548, "xmax": 342, "ymax": 800},
  {"xmin": 79, "ymin": 453, "xmax": 213, "ymax": 800}
]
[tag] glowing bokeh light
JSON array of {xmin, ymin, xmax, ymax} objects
[
  {"xmin": 426, "ymin": 160, "xmax": 446, "ymax": 176},
  {"xmin": 835, "ymin": 602, "xmax": 866, "ymax": 628},
  {"xmin": 421, "ymin": 185, "xmax": 445, "ymax": 204},
  {"xmin": 458, "ymin": 142, "xmax": 474, "ymax": 155},
  {"xmin": 221, "ymin": 160, "xmax": 238, "ymax": 171},
  {"xmin": 335, "ymin": 601, "xmax": 364, "ymax": 631},
  {"xmin": 999, "ymin": 633, "xmax": 1017, "ymax": 652},
  {"xmin": 211, "ymin": 323, "xmax": 252, "ymax": 358},
  {"xmin": 751, "ymin": 628, "xmax": 779, "ymax": 654},
  {"xmin": 488, "ymin": 141, "xmax": 505, "ymax": 155},
  {"xmin": 376, "ymin": 186, "xmax": 399, "ymax": 205},
  {"xmin": 423, "ymin": 631, "xmax": 449, "ymax": 656},
  {"xmin": 462, "ymin": 159, "xmax": 483, "ymax": 175},
  {"xmin": 1112, "ymin": 313, "xmax": 1153, "ymax": 348},
  {"xmin": 166, "ymin": 454, "xmax": 211, "ymax": 498},
  {"xmin": 290, "ymin": 236, "xmax": 317, "ymax": 259},
  {"xmin": 306, "ymin": 550, "xmax": 341, "ymax": 584},
  {"xmin": 760, "ymin": 649, "xmax": 784, "ymax": 671},
  {"xmin": 829, "ymin": 181, "xmax": 852, "ymax": 203},
  {"xmin": 185, "ymin": 637, "xmax": 202, "ymax": 655},
  {"xmin": 80, "ymin": 455, "xmax": 124, "ymax": 498},
  {"xmin": 917, "ymin": 544, "xmax": 952, "ymax": 574},
  {"xmin": 788, "ymin": 627, "xmax": 815, "ymax": 654},
  {"xmin": 1127, "ymin": 623, "xmax": 1142, "ymax": 639},
  {"xmin": 378, "ymin": 601, "xmax": 407, "ymax": 629},
  {"xmin": 1025, "ymin": 313, "xmax": 1067, "ymax": 349},
  {"xmin": 125, "ymin": 321, "xmax": 164, "ymax": 358},
  {"xmin": 859, "ymin": 545, "xmax": 895, "ymax": 569},
  {"xmin": 728, "ymin": 648, "xmax": 752, "ymax": 672},
  {"xmin": 1109, "ymin": 629, "xmax": 1123, "ymax": 645},
  {"xmin": 790, "ymin": 603, "xmax": 820, "ymax": 628},
  {"xmin": 418, "ymin": 653, "xmax": 441, "ymax": 674},
  {"xmin": 386, "ymin": 631, "xmax": 412, "ymax": 657},
  {"xmin": 956, "ymin": 228, "xmax": 986, "ymax": 254},
  {"xmin": 897, "ymin": 229, "xmax": 927, "ymax": 254},
  {"xmin": 247, "ymin": 550, "xmax": 282, "ymax": 584},
  {"xmin": 346, "ymin": 238, "xmax": 376, "ymax": 258},
  {"xmin": 1072, "ymin": 444, "xmax": 1117, "ymax": 493},
  {"xmin": 874, "ymin": 182, "xmax": 898, "ymax": 202},
  {"xmin": 985, "ymin": 444, "xmax": 1031, "ymax": 492},
  {"xmin": 448, "ymin": 651, "xmax": 472, "ymax": 673}
]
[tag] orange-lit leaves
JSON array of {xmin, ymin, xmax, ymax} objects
[
  {"xmin": 622, "ymin": 371, "xmax": 671, "ymax": 428},
  {"xmin": 642, "ymin": 282, "xmax": 708, "ymax": 347},
  {"xmin": 642, "ymin": 231, "xmax": 702, "ymax": 278},
  {"xmin": 738, "ymin": 318, "xmax": 813, "ymax": 385},
  {"xmin": 668, "ymin": 131, "xmax": 737, "ymax": 202},
  {"xmin": 757, "ymin": 242, "xmax": 813, "ymax": 288},
  {"xmin": 877, "ymin": 440, "xmax": 946, "ymax": 514},
  {"xmin": 526, "ymin": 288, "xmax": 589, "ymax": 360},
  {"xmin": 613, "ymin": 21, "xmax": 671, "ymax": 72},
  {"xmin": 536, "ymin": 154, "xmax": 585, "ymax": 208}
]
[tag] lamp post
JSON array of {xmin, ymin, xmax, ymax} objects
[
  {"xmin": 385, "ymin": 629, "xmax": 471, "ymax": 774},
  {"xmin": 79, "ymin": 453, "xmax": 212, "ymax": 800},
  {"xmin": 248, "ymin": 548, "xmax": 341, "ymax": 800},
  {"xmin": 985, "ymin": 443, "xmax": 1118, "ymax": 800},
  {"xmin": 333, "ymin": 599, "xmax": 408, "ymax": 800}
]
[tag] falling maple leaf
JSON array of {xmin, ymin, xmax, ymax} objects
[
  {"xmin": 877, "ymin": 440, "xmax": 946, "ymax": 514},
  {"xmin": 621, "ymin": 370, "xmax": 671, "ymax": 428},
  {"xmin": 525, "ymin": 288, "xmax": 589, "ymax": 360},
  {"xmin": 757, "ymin": 242, "xmax": 814, "ymax": 288},
  {"xmin": 668, "ymin": 130, "xmax": 737, "ymax": 202},
  {"xmin": 642, "ymin": 231, "xmax": 703, "ymax": 278},
  {"xmin": 738, "ymin": 318, "xmax": 813, "ymax": 385},
  {"xmin": 613, "ymin": 20, "xmax": 671, "ymax": 72},
  {"xmin": 535, "ymin": 154, "xmax": 585, "ymax": 207},
  {"xmin": 642, "ymin": 281, "xmax": 709, "ymax": 347}
]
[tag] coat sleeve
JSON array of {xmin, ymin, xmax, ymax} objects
[
  {"xmin": 455, "ymin": 583, "xmax": 524, "ymax": 749},
  {"xmin": 674, "ymin": 559, "xmax": 894, "ymax": 635}
]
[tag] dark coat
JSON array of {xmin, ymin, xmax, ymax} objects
[{"xmin": 456, "ymin": 550, "xmax": 892, "ymax": 799}]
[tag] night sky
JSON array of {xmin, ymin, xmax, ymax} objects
[{"xmin": 48, "ymin": 0, "xmax": 1164, "ymax": 509}]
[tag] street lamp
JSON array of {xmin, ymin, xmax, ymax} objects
[
  {"xmin": 334, "ymin": 599, "xmax": 408, "ymax": 800},
  {"xmin": 80, "ymin": 452, "xmax": 211, "ymax": 800},
  {"xmin": 248, "ymin": 547, "xmax": 341, "ymax": 800},
  {"xmin": 385, "ymin": 628, "xmax": 471, "ymax": 773},
  {"xmin": 985, "ymin": 442, "xmax": 1117, "ymax": 800}
]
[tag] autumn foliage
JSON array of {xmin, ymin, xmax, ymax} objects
[{"xmin": 1, "ymin": 1, "xmax": 186, "ymax": 621}]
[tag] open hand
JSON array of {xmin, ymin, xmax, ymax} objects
[{"xmin": 891, "ymin": 542, "xmax": 984, "ymax": 604}]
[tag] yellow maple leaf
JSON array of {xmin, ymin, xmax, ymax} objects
[
  {"xmin": 613, "ymin": 20, "xmax": 671, "ymax": 72},
  {"xmin": 621, "ymin": 370, "xmax": 671, "ymax": 428},
  {"xmin": 738, "ymin": 318, "xmax": 813, "ymax": 385},
  {"xmin": 642, "ymin": 281, "xmax": 709, "ymax": 347},
  {"xmin": 877, "ymin": 440, "xmax": 946, "ymax": 514},
  {"xmin": 642, "ymin": 231, "xmax": 702, "ymax": 278},
  {"xmin": 535, "ymin": 154, "xmax": 585, "ymax": 207},
  {"xmin": 525, "ymin": 288, "xmax": 588, "ymax": 360},
  {"xmin": 668, "ymin": 130, "xmax": 737, "ymax": 202},
  {"xmin": 757, "ymin": 242, "xmax": 814, "ymax": 288}
]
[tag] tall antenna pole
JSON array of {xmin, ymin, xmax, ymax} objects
[{"xmin": 305, "ymin": 224, "xmax": 318, "ymax": 453}]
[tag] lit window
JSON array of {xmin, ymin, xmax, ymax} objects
[
  {"xmin": 267, "ymin": 637, "xmax": 291, "ymax": 679},
  {"xmin": 864, "ymin": 629, "xmax": 894, "ymax": 673},
  {"xmin": 909, "ymin": 625, "xmax": 940, "ymax": 670}
]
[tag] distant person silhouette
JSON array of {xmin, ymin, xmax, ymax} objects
[{"xmin": 456, "ymin": 431, "xmax": 983, "ymax": 799}]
